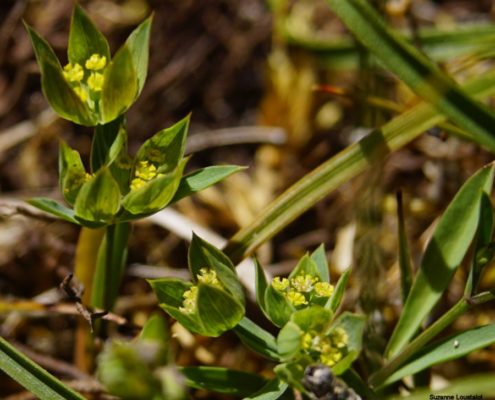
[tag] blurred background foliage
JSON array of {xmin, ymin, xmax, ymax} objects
[{"xmin": 1, "ymin": 0, "xmax": 495, "ymax": 398}]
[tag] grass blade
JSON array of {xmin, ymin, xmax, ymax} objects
[
  {"xmin": 385, "ymin": 164, "xmax": 494, "ymax": 358},
  {"xmin": 223, "ymin": 71, "xmax": 495, "ymax": 264},
  {"xmin": 326, "ymin": 0, "xmax": 495, "ymax": 151},
  {"xmin": 0, "ymin": 337, "xmax": 85, "ymax": 400},
  {"xmin": 396, "ymin": 191, "xmax": 413, "ymax": 302}
]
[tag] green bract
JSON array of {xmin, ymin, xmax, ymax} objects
[
  {"xmin": 25, "ymin": 5, "xmax": 151, "ymax": 126},
  {"xmin": 149, "ymin": 235, "xmax": 245, "ymax": 337},
  {"xmin": 29, "ymin": 115, "xmax": 243, "ymax": 227}
]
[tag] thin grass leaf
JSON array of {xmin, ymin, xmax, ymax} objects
[
  {"xmin": 325, "ymin": 0, "xmax": 495, "ymax": 151},
  {"xmin": 0, "ymin": 337, "xmax": 85, "ymax": 400},
  {"xmin": 396, "ymin": 191, "xmax": 413, "ymax": 302},
  {"xmin": 386, "ymin": 164, "xmax": 494, "ymax": 358},
  {"xmin": 223, "ymin": 70, "xmax": 495, "ymax": 265},
  {"xmin": 382, "ymin": 324, "xmax": 495, "ymax": 387}
]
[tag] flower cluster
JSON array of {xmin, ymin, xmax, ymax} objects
[
  {"xmin": 63, "ymin": 53, "xmax": 107, "ymax": 105},
  {"xmin": 179, "ymin": 268, "xmax": 221, "ymax": 314},
  {"xmin": 271, "ymin": 274, "xmax": 334, "ymax": 307},
  {"xmin": 302, "ymin": 327, "xmax": 349, "ymax": 367},
  {"xmin": 130, "ymin": 161, "xmax": 161, "ymax": 191}
]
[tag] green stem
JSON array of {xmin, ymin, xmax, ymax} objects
[
  {"xmin": 369, "ymin": 291, "xmax": 495, "ymax": 388},
  {"xmin": 0, "ymin": 337, "xmax": 85, "ymax": 400}
]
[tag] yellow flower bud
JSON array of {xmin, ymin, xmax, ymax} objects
[
  {"xmin": 87, "ymin": 72, "xmax": 104, "ymax": 91},
  {"xmin": 197, "ymin": 268, "xmax": 220, "ymax": 287},
  {"xmin": 180, "ymin": 286, "xmax": 198, "ymax": 314},
  {"xmin": 85, "ymin": 53, "xmax": 107, "ymax": 70},
  {"xmin": 291, "ymin": 274, "xmax": 317, "ymax": 292},
  {"xmin": 130, "ymin": 177, "xmax": 146, "ymax": 191},
  {"xmin": 331, "ymin": 327, "xmax": 348, "ymax": 349},
  {"xmin": 135, "ymin": 161, "xmax": 157, "ymax": 180},
  {"xmin": 271, "ymin": 277, "xmax": 289, "ymax": 291},
  {"xmin": 314, "ymin": 281, "xmax": 334, "ymax": 297},
  {"xmin": 285, "ymin": 290, "xmax": 308, "ymax": 306},
  {"xmin": 63, "ymin": 63, "xmax": 84, "ymax": 82}
]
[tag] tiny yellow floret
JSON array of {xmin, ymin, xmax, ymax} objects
[
  {"xmin": 285, "ymin": 290, "xmax": 308, "ymax": 306},
  {"xmin": 320, "ymin": 346, "xmax": 343, "ymax": 367},
  {"xmin": 180, "ymin": 286, "xmax": 198, "ymax": 314},
  {"xmin": 135, "ymin": 161, "xmax": 158, "ymax": 180},
  {"xmin": 63, "ymin": 63, "xmax": 84, "ymax": 82},
  {"xmin": 73, "ymin": 86, "xmax": 88, "ymax": 102},
  {"xmin": 130, "ymin": 177, "xmax": 146, "ymax": 191},
  {"xmin": 314, "ymin": 281, "xmax": 334, "ymax": 297},
  {"xmin": 271, "ymin": 277, "xmax": 289, "ymax": 291},
  {"xmin": 291, "ymin": 274, "xmax": 317, "ymax": 292},
  {"xmin": 85, "ymin": 53, "xmax": 107, "ymax": 70},
  {"xmin": 331, "ymin": 327, "xmax": 348, "ymax": 349},
  {"xmin": 197, "ymin": 268, "xmax": 220, "ymax": 287},
  {"xmin": 87, "ymin": 72, "xmax": 104, "ymax": 91}
]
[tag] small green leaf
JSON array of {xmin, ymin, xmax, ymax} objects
[
  {"xmin": 188, "ymin": 234, "xmax": 244, "ymax": 305},
  {"xmin": 264, "ymin": 285, "xmax": 294, "ymax": 328},
  {"xmin": 68, "ymin": 5, "xmax": 110, "ymax": 66},
  {"xmin": 121, "ymin": 159, "xmax": 186, "ymax": 215},
  {"xmin": 196, "ymin": 284, "xmax": 245, "ymax": 337},
  {"xmin": 139, "ymin": 313, "xmax": 169, "ymax": 344},
  {"xmin": 326, "ymin": 270, "xmax": 350, "ymax": 312},
  {"xmin": 254, "ymin": 259, "xmax": 269, "ymax": 317},
  {"xmin": 291, "ymin": 306, "xmax": 333, "ymax": 333},
  {"xmin": 277, "ymin": 322, "xmax": 303, "ymax": 361},
  {"xmin": 25, "ymin": 25, "xmax": 95, "ymax": 126},
  {"xmin": 289, "ymin": 254, "xmax": 320, "ymax": 280},
  {"xmin": 59, "ymin": 141, "xmax": 87, "ymax": 205},
  {"xmin": 180, "ymin": 366, "xmax": 266, "ymax": 397},
  {"xmin": 244, "ymin": 378, "xmax": 291, "ymax": 400},
  {"xmin": 101, "ymin": 46, "xmax": 137, "ymax": 123},
  {"xmin": 135, "ymin": 115, "xmax": 190, "ymax": 173},
  {"xmin": 330, "ymin": 312, "xmax": 366, "ymax": 375},
  {"xmin": 28, "ymin": 197, "xmax": 79, "ymax": 225},
  {"xmin": 386, "ymin": 164, "xmax": 495, "ymax": 358},
  {"xmin": 383, "ymin": 324, "xmax": 495, "ymax": 387},
  {"xmin": 233, "ymin": 317, "xmax": 279, "ymax": 361},
  {"xmin": 74, "ymin": 168, "xmax": 121, "ymax": 223},
  {"xmin": 124, "ymin": 15, "xmax": 152, "ymax": 95},
  {"xmin": 171, "ymin": 165, "xmax": 245, "ymax": 203},
  {"xmin": 311, "ymin": 244, "xmax": 329, "ymax": 282},
  {"xmin": 91, "ymin": 116, "xmax": 124, "ymax": 172},
  {"xmin": 397, "ymin": 191, "xmax": 413, "ymax": 302}
]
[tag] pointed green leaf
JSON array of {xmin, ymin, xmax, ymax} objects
[
  {"xmin": 196, "ymin": 284, "xmax": 244, "ymax": 337},
  {"xmin": 264, "ymin": 285, "xmax": 294, "ymax": 328},
  {"xmin": 139, "ymin": 313, "xmax": 168, "ymax": 343},
  {"xmin": 397, "ymin": 191, "xmax": 413, "ymax": 302},
  {"xmin": 188, "ymin": 234, "xmax": 244, "ymax": 305},
  {"xmin": 59, "ymin": 141, "xmax": 87, "ymax": 205},
  {"xmin": 124, "ymin": 15, "xmax": 152, "ymax": 94},
  {"xmin": 121, "ymin": 159, "xmax": 186, "ymax": 215},
  {"xmin": 25, "ymin": 25, "xmax": 95, "ymax": 126},
  {"xmin": 74, "ymin": 167, "xmax": 121, "ymax": 223},
  {"xmin": 311, "ymin": 244, "xmax": 329, "ymax": 282},
  {"xmin": 68, "ymin": 5, "xmax": 110, "ymax": 66},
  {"xmin": 289, "ymin": 254, "xmax": 320, "ymax": 280},
  {"xmin": 135, "ymin": 115, "xmax": 190, "ymax": 173},
  {"xmin": 326, "ymin": 0, "xmax": 495, "ymax": 151},
  {"xmin": 254, "ymin": 258, "xmax": 269, "ymax": 317},
  {"xmin": 330, "ymin": 312, "xmax": 366, "ymax": 375},
  {"xmin": 101, "ymin": 46, "xmax": 137, "ymax": 123},
  {"xmin": 326, "ymin": 270, "xmax": 350, "ymax": 312},
  {"xmin": 171, "ymin": 165, "xmax": 244, "ymax": 203},
  {"xmin": 386, "ymin": 164, "xmax": 495, "ymax": 358},
  {"xmin": 233, "ymin": 317, "xmax": 279, "ymax": 361},
  {"xmin": 383, "ymin": 324, "xmax": 495, "ymax": 387},
  {"xmin": 180, "ymin": 366, "xmax": 266, "ymax": 397},
  {"xmin": 291, "ymin": 306, "xmax": 333, "ymax": 332},
  {"xmin": 28, "ymin": 197, "xmax": 79, "ymax": 225}
]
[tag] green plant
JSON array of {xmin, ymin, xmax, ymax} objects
[{"xmin": 5, "ymin": 2, "xmax": 495, "ymax": 399}]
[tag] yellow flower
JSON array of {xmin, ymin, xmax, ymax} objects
[
  {"xmin": 85, "ymin": 53, "xmax": 107, "ymax": 70},
  {"xmin": 197, "ymin": 268, "xmax": 220, "ymax": 287},
  {"xmin": 331, "ymin": 327, "xmax": 348, "ymax": 349},
  {"xmin": 87, "ymin": 72, "xmax": 104, "ymax": 91},
  {"xmin": 63, "ymin": 63, "xmax": 84, "ymax": 82},
  {"xmin": 291, "ymin": 274, "xmax": 317, "ymax": 292},
  {"xmin": 135, "ymin": 161, "xmax": 157, "ymax": 180},
  {"xmin": 320, "ymin": 346, "xmax": 343, "ymax": 367},
  {"xmin": 180, "ymin": 286, "xmax": 198, "ymax": 314},
  {"xmin": 285, "ymin": 290, "xmax": 307, "ymax": 306},
  {"xmin": 314, "ymin": 281, "xmax": 334, "ymax": 297},
  {"xmin": 130, "ymin": 178, "xmax": 146, "ymax": 191},
  {"xmin": 271, "ymin": 277, "xmax": 289, "ymax": 291}
]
